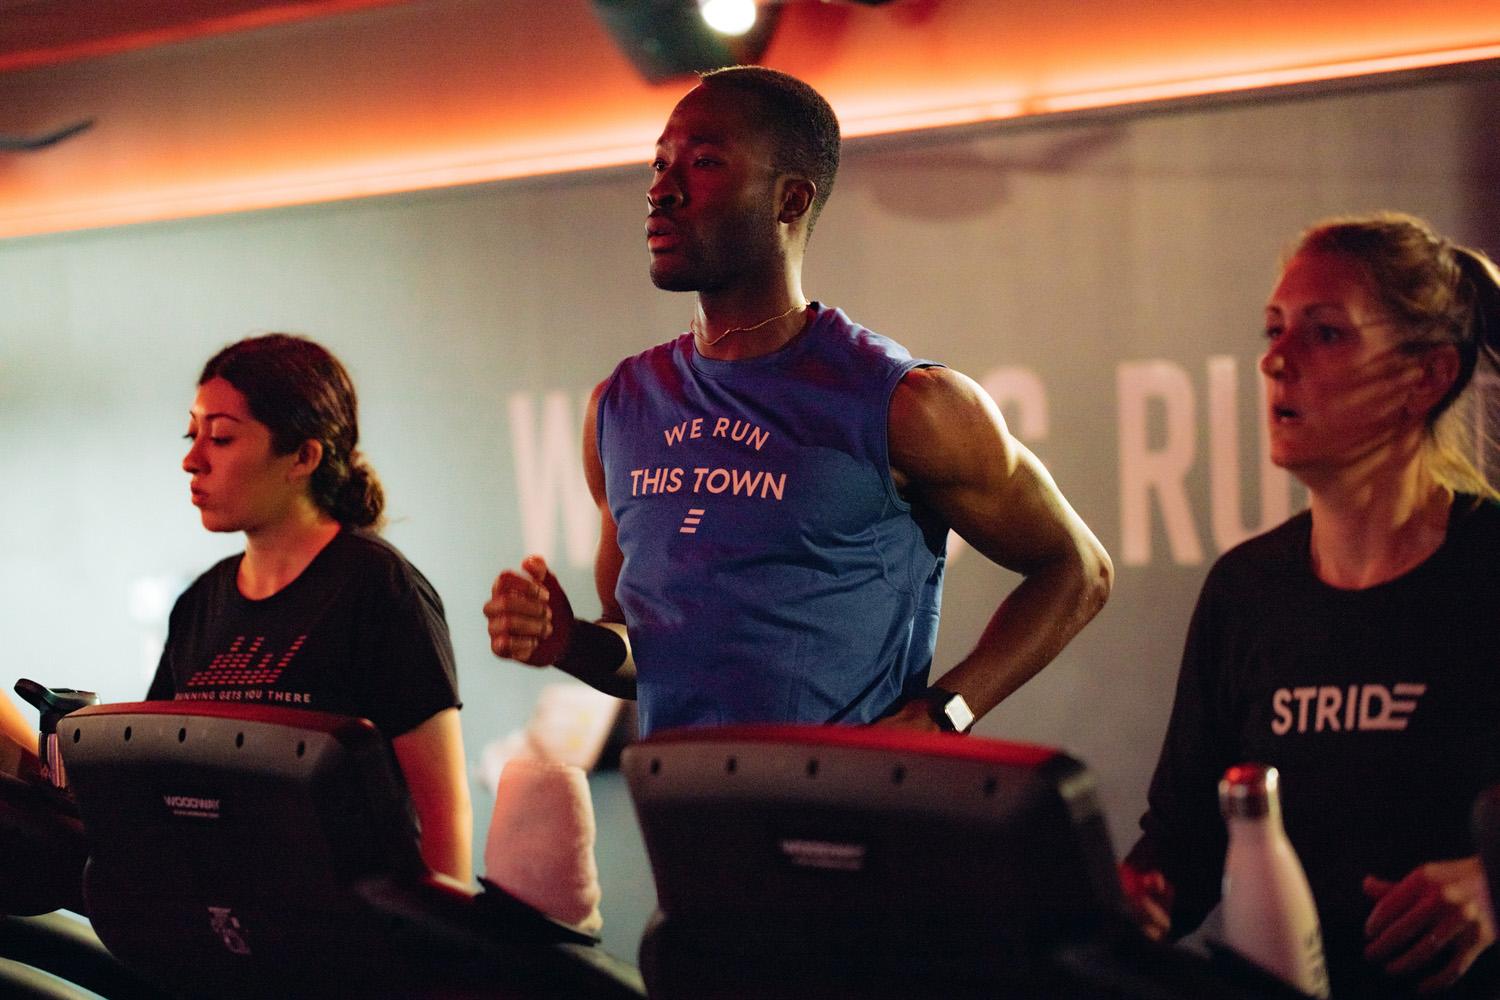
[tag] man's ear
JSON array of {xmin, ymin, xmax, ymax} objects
[
  {"xmin": 778, "ymin": 176, "xmax": 815, "ymax": 225},
  {"xmin": 289, "ymin": 439, "xmax": 324, "ymax": 481}
]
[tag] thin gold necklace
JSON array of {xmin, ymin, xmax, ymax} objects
[{"xmin": 692, "ymin": 301, "xmax": 808, "ymax": 348}]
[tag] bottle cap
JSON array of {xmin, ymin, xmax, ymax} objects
[{"xmin": 1219, "ymin": 763, "xmax": 1280, "ymax": 820}]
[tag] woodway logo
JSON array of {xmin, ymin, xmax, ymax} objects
[
  {"xmin": 777, "ymin": 838, "xmax": 867, "ymax": 872},
  {"xmin": 163, "ymin": 794, "xmax": 221, "ymax": 819}
]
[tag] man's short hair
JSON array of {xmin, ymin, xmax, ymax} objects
[{"xmin": 700, "ymin": 66, "xmax": 841, "ymax": 232}]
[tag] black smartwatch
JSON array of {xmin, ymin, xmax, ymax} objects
[{"xmin": 924, "ymin": 686, "xmax": 975, "ymax": 734}]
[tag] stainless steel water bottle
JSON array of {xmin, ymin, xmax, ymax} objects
[{"xmin": 1219, "ymin": 763, "xmax": 1330, "ymax": 998}]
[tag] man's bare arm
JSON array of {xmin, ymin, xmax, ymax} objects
[
  {"xmin": 484, "ymin": 380, "xmax": 636, "ymax": 699},
  {"xmin": 882, "ymin": 365, "xmax": 1112, "ymax": 729}
]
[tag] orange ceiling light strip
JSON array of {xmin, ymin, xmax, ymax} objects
[
  {"xmin": 0, "ymin": 0, "xmax": 415, "ymax": 74},
  {"xmin": 2, "ymin": 0, "xmax": 1499, "ymax": 239},
  {"xmin": 825, "ymin": 40, "xmax": 1500, "ymax": 136},
  {"xmin": 1033, "ymin": 41, "xmax": 1500, "ymax": 116}
]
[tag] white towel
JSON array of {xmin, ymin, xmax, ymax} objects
[
  {"xmin": 484, "ymin": 757, "xmax": 604, "ymax": 934},
  {"xmin": 476, "ymin": 684, "xmax": 625, "ymax": 797}
]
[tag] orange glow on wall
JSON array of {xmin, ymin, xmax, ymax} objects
[
  {"xmin": 0, "ymin": 0, "xmax": 414, "ymax": 75},
  {"xmin": 1, "ymin": 0, "xmax": 1499, "ymax": 239}
]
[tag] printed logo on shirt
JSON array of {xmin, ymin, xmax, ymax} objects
[
  {"xmin": 184, "ymin": 634, "xmax": 306, "ymax": 688},
  {"xmin": 663, "ymin": 415, "xmax": 771, "ymax": 451},
  {"xmin": 1270, "ymin": 683, "xmax": 1426, "ymax": 735},
  {"xmin": 176, "ymin": 634, "xmax": 316, "ymax": 705},
  {"xmin": 630, "ymin": 412, "xmax": 787, "ymax": 504},
  {"xmin": 630, "ymin": 465, "xmax": 786, "ymax": 500}
]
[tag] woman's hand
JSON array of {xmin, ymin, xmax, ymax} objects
[
  {"xmin": 1119, "ymin": 860, "xmax": 1174, "ymax": 941},
  {"xmin": 1364, "ymin": 856, "xmax": 1497, "ymax": 993}
]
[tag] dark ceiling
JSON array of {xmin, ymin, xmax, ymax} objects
[{"xmin": 0, "ymin": 0, "xmax": 413, "ymax": 73}]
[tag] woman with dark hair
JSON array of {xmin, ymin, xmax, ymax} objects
[
  {"xmin": 148, "ymin": 333, "xmax": 472, "ymax": 884},
  {"xmin": 1123, "ymin": 212, "xmax": 1500, "ymax": 997}
]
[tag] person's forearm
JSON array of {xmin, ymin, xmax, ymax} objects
[
  {"xmin": 0, "ymin": 694, "xmax": 36, "ymax": 752},
  {"xmin": 392, "ymin": 708, "xmax": 475, "ymax": 886},
  {"xmin": 555, "ymin": 620, "xmax": 637, "ymax": 700},
  {"xmin": 937, "ymin": 544, "xmax": 1111, "ymax": 717},
  {"xmin": 419, "ymin": 799, "xmax": 474, "ymax": 887}
]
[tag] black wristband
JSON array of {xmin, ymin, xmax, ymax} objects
[{"xmin": 555, "ymin": 619, "xmax": 628, "ymax": 676}]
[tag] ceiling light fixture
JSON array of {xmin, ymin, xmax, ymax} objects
[
  {"xmin": 699, "ymin": 0, "xmax": 757, "ymax": 36},
  {"xmin": 590, "ymin": 0, "xmax": 782, "ymax": 83}
]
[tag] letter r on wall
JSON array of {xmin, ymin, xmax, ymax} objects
[{"xmin": 1118, "ymin": 361, "xmax": 1203, "ymax": 566}]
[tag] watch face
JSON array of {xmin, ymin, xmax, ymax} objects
[
  {"xmin": 943, "ymin": 695, "xmax": 975, "ymax": 734},
  {"xmin": 927, "ymin": 687, "xmax": 975, "ymax": 733}
]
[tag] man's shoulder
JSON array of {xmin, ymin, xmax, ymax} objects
[
  {"xmin": 616, "ymin": 333, "xmax": 692, "ymax": 370},
  {"xmin": 812, "ymin": 304, "xmax": 933, "ymax": 367},
  {"xmin": 597, "ymin": 334, "xmax": 690, "ymax": 401},
  {"xmin": 885, "ymin": 366, "xmax": 981, "ymax": 444}
]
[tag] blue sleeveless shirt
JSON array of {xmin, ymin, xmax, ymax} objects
[{"xmin": 596, "ymin": 304, "xmax": 947, "ymax": 735}]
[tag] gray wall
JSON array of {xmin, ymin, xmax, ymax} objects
[{"xmin": 2, "ymin": 68, "xmax": 1497, "ymax": 958}]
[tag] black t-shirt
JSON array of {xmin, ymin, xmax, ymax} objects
[
  {"xmin": 147, "ymin": 528, "xmax": 459, "ymax": 740},
  {"xmin": 1128, "ymin": 495, "xmax": 1500, "ymax": 998}
]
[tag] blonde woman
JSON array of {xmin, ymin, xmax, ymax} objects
[{"xmin": 1124, "ymin": 214, "xmax": 1500, "ymax": 997}]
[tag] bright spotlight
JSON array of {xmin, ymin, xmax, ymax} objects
[
  {"xmin": 700, "ymin": 0, "xmax": 757, "ymax": 36},
  {"xmin": 590, "ymin": 0, "xmax": 782, "ymax": 83}
]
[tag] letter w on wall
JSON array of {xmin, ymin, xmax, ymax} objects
[{"xmin": 508, "ymin": 392, "xmax": 598, "ymax": 568}]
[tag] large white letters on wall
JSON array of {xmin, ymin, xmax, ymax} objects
[
  {"xmin": 508, "ymin": 392, "xmax": 597, "ymax": 569},
  {"xmin": 1117, "ymin": 357, "xmax": 1293, "ymax": 567},
  {"xmin": 512, "ymin": 356, "xmax": 1300, "ymax": 572},
  {"xmin": 1118, "ymin": 360, "xmax": 1202, "ymax": 566}
]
